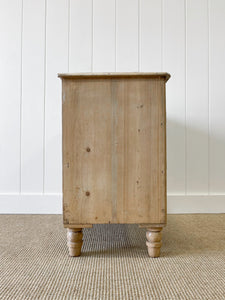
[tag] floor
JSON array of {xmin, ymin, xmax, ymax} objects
[{"xmin": 0, "ymin": 214, "xmax": 225, "ymax": 299}]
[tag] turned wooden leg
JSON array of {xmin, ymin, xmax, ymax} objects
[
  {"xmin": 146, "ymin": 227, "xmax": 163, "ymax": 258},
  {"xmin": 67, "ymin": 228, "xmax": 83, "ymax": 257}
]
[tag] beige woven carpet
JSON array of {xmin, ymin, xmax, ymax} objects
[{"xmin": 0, "ymin": 215, "xmax": 225, "ymax": 300}]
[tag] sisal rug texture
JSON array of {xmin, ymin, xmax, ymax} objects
[{"xmin": 0, "ymin": 214, "xmax": 225, "ymax": 300}]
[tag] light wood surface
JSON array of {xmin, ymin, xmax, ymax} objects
[
  {"xmin": 58, "ymin": 72, "xmax": 170, "ymax": 81},
  {"xmin": 60, "ymin": 73, "xmax": 169, "ymax": 257},
  {"xmin": 67, "ymin": 228, "xmax": 83, "ymax": 257},
  {"xmin": 146, "ymin": 227, "xmax": 163, "ymax": 258}
]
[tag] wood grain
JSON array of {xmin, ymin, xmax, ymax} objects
[
  {"xmin": 58, "ymin": 73, "xmax": 170, "ymax": 81},
  {"xmin": 62, "ymin": 79, "xmax": 113, "ymax": 224},
  {"xmin": 60, "ymin": 74, "xmax": 169, "ymax": 226},
  {"xmin": 67, "ymin": 228, "xmax": 83, "ymax": 257},
  {"xmin": 146, "ymin": 227, "xmax": 163, "ymax": 258}
]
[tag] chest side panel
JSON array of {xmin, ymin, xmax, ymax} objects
[
  {"xmin": 62, "ymin": 79, "xmax": 113, "ymax": 224},
  {"xmin": 62, "ymin": 77, "xmax": 166, "ymax": 225},
  {"xmin": 114, "ymin": 79, "xmax": 166, "ymax": 224}
]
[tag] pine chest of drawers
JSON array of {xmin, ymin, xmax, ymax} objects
[{"xmin": 58, "ymin": 73, "xmax": 170, "ymax": 257}]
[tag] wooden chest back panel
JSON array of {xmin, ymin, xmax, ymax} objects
[{"xmin": 62, "ymin": 77, "xmax": 166, "ymax": 225}]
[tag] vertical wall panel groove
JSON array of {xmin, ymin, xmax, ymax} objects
[
  {"xmin": 92, "ymin": 0, "xmax": 115, "ymax": 72},
  {"xmin": 185, "ymin": 0, "xmax": 187, "ymax": 195},
  {"xmin": 20, "ymin": 0, "xmax": 24, "ymax": 193},
  {"xmin": 209, "ymin": 0, "xmax": 225, "ymax": 194},
  {"xmin": 116, "ymin": 0, "xmax": 139, "ymax": 71},
  {"xmin": 43, "ymin": 0, "xmax": 47, "ymax": 193},
  {"xmin": 138, "ymin": 0, "xmax": 140, "ymax": 71},
  {"xmin": 21, "ymin": 0, "xmax": 46, "ymax": 192},
  {"xmin": 186, "ymin": 0, "xmax": 209, "ymax": 194},
  {"xmin": 68, "ymin": 0, "xmax": 70, "ymax": 72},
  {"xmin": 115, "ymin": 0, "xmax": 117, "ymax": 71},
  {"xmin": 140, "ymin": 0, "xmax": 162, "ymax": 71},
  {"xmin": 161, "ymin": 0, "xmax": 164, "ymax": 71},
  {"xmin": 208, "ymin": 0, "xmax": 211, "ymax": 194},
  {"xmin": 164, "ymin": 0, "xmax": 186, "ymax": 194},
  {"xmin": 69, "ymin": 0, "xmax": 92, "ymax": 72},
  {"xmin": 44, "ymin": 0, "xmax": 68, "ymax": 193},
  {"xmin": 91, "ymin": 0, "xmax": 94, "ymax": 72}
]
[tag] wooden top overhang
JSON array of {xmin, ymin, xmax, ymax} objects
[{"xmin": 58, "ymin": 72, "xmax": 170, "ymax": 82}]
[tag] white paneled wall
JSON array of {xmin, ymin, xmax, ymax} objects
[
  {"xmin": 0, "ymin": 0, "xmax": 225, "ymax": 213},
  {"xmin": 164, "ymin": 0, "xmax": 186, "ymax": 194}
]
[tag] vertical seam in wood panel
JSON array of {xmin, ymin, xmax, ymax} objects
[
  {"xmin": 91, "ymin": 0, "xmax": 94, "ymax": 72},
  {"xmin": 19, "ymin": 0, "xmax": 24, "ymax": 193},
  {"xmin": 157, "ymin": 80, "xmax": 160, "ymax": 221},
  {"xmin": 185, "ymin": 0, "xmax": 187, "ymax": 195},
  {"xmin": 138, "ymin": 0, "xmax": 140, "ymax": 71},
  {"xmin": 43, "ymin": 0, "xmax": 47, "ymax": 193},
  {"xmin": 123, "ymin": 83, "xmax": 128, "ymax": 222},
  {"xmin": 208, "ymin": 0, "xmax": 211, "ymax": 195},
  {"xmin": 111, "ymin": 80, "xmax": 117, "ymax": 221},
  {"xmin": 115, "ymin": 0, "xmax": 117, "ymax": 71},
  {"xmin": 161, "ymin": 0, "xmax": 164, "ymax": 71},
  {"xmin": 68, "ymin": 0, "xmax": 70, "ymax": 72}
]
